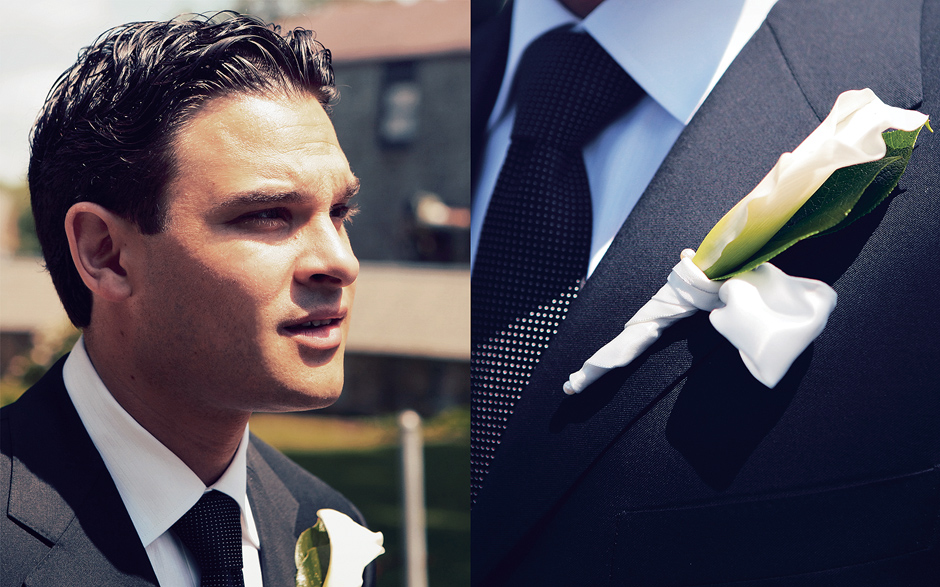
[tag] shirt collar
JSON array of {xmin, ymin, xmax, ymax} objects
[
  {"xmin": 490, "ymin": 0, "xmax": 778, "ymax": 128},
  {"xmin": 63, "ymin": 337, "xmax": 259, "ymax": 549}
]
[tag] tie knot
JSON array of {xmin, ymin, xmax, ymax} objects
[
  {"xmin": 173, "ymin": 491, "xmax": 244, "ymax": 587},
  {"xmin": 512, "ymin": 28, "xmax": 642, "ymax": 149}
]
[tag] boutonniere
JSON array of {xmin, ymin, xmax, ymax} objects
[
  {"xmin": 564, "ymin": 88, "xmax": 930, "ymax": 394},
  {"xmin": 295, "ymin": 508, "xmax": 385, "ymax": 587}
]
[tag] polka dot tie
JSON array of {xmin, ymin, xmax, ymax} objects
[
  {"xmin": 471, "ymin": 28, "xmax": 644, "ymax": 505},
  {"xmin": 172, "ymin": 491, "xmax": 245, "ymax": 587}
]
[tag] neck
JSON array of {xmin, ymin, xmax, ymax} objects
[
  {"xmin": 561, "ymin": 0, "xmax": 604, "ymax": 18},
  {"xmin": 84, "ymin": 331, "xmax": 249, "ymax": 485}
]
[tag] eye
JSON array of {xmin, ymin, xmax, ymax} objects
[
  {"xmin": 331, "ymin": 202, "xmax": 360, "ymax": 224},
  {"xmin": 234, "ymin": 208, "xmax": 291, "ymax": 229}
]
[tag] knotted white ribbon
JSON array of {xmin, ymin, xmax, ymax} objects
[{"xmin": 563, "ymin": 249, "xmax": 837, "ymax": 394}]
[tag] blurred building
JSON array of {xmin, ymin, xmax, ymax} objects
[{"xmin": 0, "ymin": 185, "xmax": 71, "ymax": 378}]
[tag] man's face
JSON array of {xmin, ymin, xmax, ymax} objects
[{"xmin": 128, "ymin": 93, "xmax": 359, "ymax": 414}]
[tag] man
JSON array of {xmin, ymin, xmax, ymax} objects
[
  {"xmin": 471, "ymin": 0, "xmax": 939, "ymax": 585},
  {"xmin": 1, "ymin": 13, "xmax": 376, "ymax": 586}
]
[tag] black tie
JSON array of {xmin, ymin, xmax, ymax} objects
[
  {"xmin": 173, "ymin": 491, "xmax": 246, "ymax": 587},
  {"xmin": 471, "ymin": 28, "xmax": 644, "ymax": 504}
]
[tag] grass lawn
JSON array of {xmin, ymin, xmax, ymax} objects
[{"xmin": 251, "ymin": 410, "xmax": 470, "ymax": 587}]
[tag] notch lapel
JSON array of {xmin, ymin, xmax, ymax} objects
[
  {"xmin": 471, "ymin": 0, "xmax": 925, "ymax": 582},
  {"xmin": 470, "ymin": 2, "xmax": 512, "ymax": 199},
  {"xmin": 247, "ymin": 438, "xmax": 302, "ymax": 587},
  {"xmin": 5, "ymin": 359, "xmax": 158, "ymax": 586}
]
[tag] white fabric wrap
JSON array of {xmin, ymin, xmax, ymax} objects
[{"xmin": 563, "ymin": 249, "xmax": 837, "ymax": 394}]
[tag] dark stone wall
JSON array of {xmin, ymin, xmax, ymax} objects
[{"xmin": 329, "ymin": 53, "xmax": 471, "ymax": 263}]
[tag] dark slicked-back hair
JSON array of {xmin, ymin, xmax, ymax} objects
[{"xmin": 29, "ymin": 12, "xmax": 336, "ymax": 327}]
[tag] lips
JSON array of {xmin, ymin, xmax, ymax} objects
[
  {"xmin": 285, "ymin": 318, "xmax": 338, "ymax": 331},
  {"xmin": 280, "ymin": 311, "xmax": 347, "ymax": 350}
]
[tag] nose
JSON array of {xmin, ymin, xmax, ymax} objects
[{"xmin": 295, "ymin": 217, "xmax": 359, "ymax": 288}]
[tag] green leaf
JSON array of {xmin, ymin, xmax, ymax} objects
[
  {"xmin": 707, "ymin": 127, "xmax": 924, "ymax": 280},
  {"xmin": 295, "ymin": 519, "xmax": 332, "ymax": 587},
  {"xmin": 820, "ymin": 127, "xmax": 920, "ymax": 234}
]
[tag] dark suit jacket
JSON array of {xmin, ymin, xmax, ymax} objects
[
  {"xmin": 1, "ymin": 357, "xmax": 376, "ymax": 587},
  {"xmin": 471, "ymin": 0, "xmax": 940, "ymax": 585}
]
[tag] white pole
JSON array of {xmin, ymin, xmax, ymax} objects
[{"xmin": 399, "ymin": 410, "xmax": 428, "ymax": 587}]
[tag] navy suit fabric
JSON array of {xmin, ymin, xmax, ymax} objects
[
  {"xmin": 470, "ymin": 0, "xmax": 940, "ymax": 585},
  {"xmin": 0, "ymin": 357, "xmax": 376, "ymax": 587}
]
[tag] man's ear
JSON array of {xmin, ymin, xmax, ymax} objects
[{"xmin": 64, "ymin": 202, "xmax": 138, "ymax": 302}]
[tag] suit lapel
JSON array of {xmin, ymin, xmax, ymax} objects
[
  {"xmin": 470, "ymin": 1, "xmax": 512, "ymax": 198},
  {"xmin": 767, "ymin": 0, "xmax": 922, "ymax": 118},
  {"xmin": 247, "ymin": 437, "xmax": 302, "ymax": 587},
  {"xmin": 471, "ymin": 0, "xmax": 925, "ymax": 581},
  {"xmin": 7, "ymin": 359, "xmax": 158, "ymax": 586}
]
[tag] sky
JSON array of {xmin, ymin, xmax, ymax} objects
[{"xmin": 0, "ymin": 0, "xmax": 243, "ymax": 185}]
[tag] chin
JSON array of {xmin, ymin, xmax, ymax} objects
[
  {"xmin": 267, "ymin": 373, "xmax": 345, "ymax": 412},
  {"xmin": 250, "ymin": 347, "xmax": 348, "ymax": 412}
]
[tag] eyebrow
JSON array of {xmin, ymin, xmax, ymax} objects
[
  {"xmin": 210, "ymin": 176, "xmax": 361, "ymax": 214},
  {"xmin": 211, "ymin": 191, "xmax": 304, "ymax": 214},
  {"xmin": 344, "ymin": 176, "xmax": 362, "ymax": 202}
]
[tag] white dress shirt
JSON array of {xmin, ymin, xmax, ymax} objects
[
  {"xmin": 471, "ymin": 0, "xmax": 779, "ymax": 278},
  {"xmin": 63, "ymin": 337, "xmax": 264, "ymax": 587}
]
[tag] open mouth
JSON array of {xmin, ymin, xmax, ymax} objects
[
  {"xmin": 281, "ymin": 313, "xmax": 345, "ymax": 351},
  {"xmin": 285, "ymin": 318, "xmax": 339, "ymax": 332}
]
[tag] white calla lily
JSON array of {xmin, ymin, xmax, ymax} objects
[
  {"xmin": 319, "ymin": 508, "xmax": 384, "ymax": 587},
  {"xmin": 694, "ymin": 88, "xmax": 929, "ymax": 277}
]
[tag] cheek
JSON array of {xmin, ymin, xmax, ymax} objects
[
  {"xmin": 141, "ymin": 226, "xmax": 304, "ymax": 344},
  {"xmin": 187, "ymin": 245, "xmax": 299, "ymax": 329}
]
